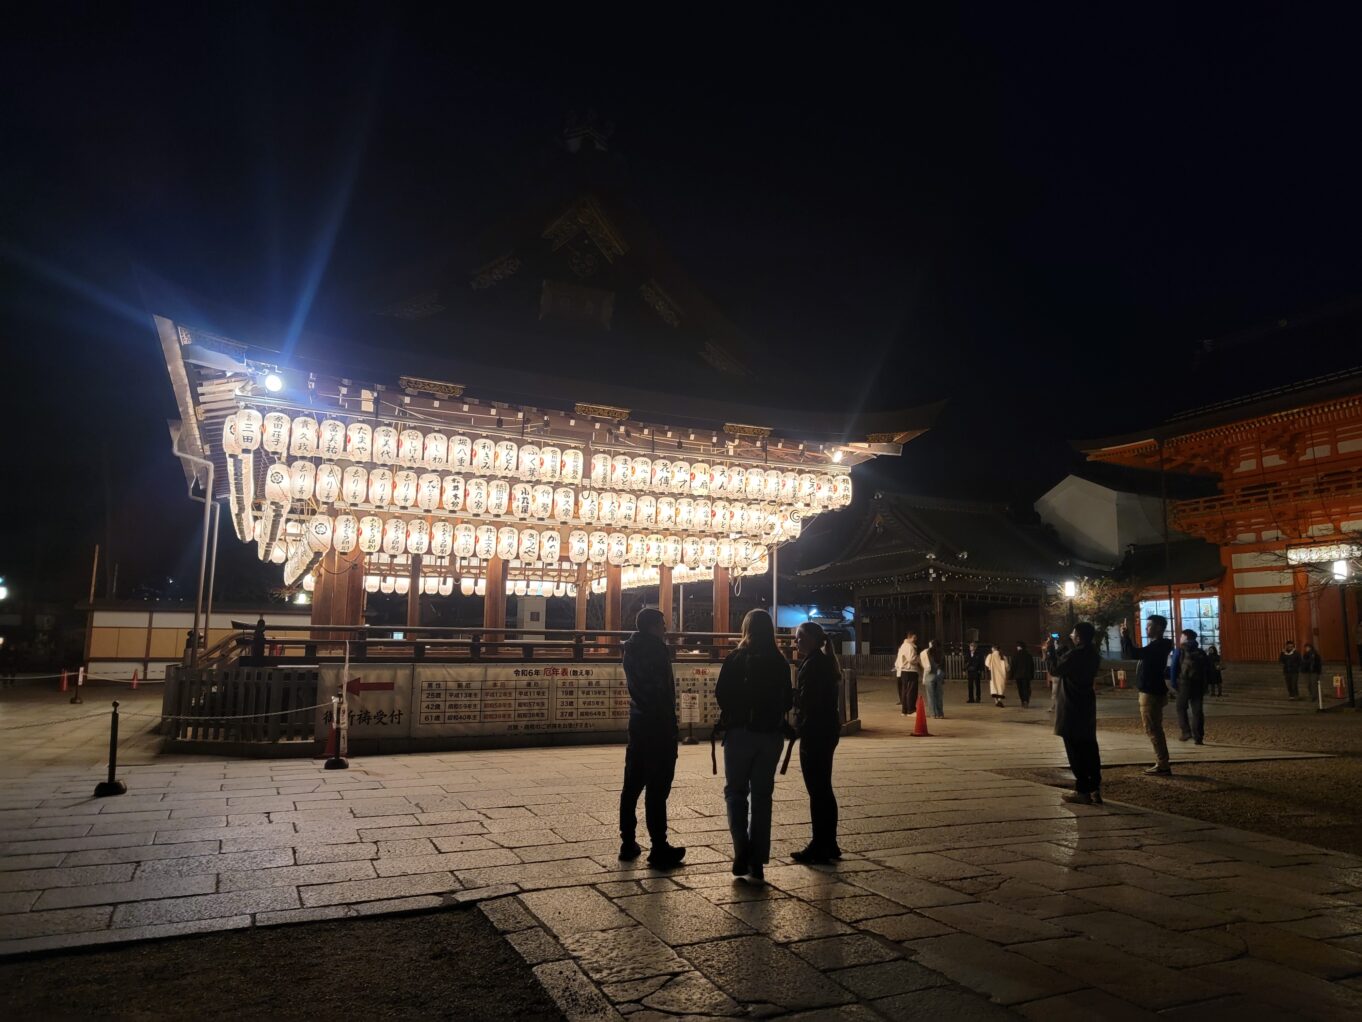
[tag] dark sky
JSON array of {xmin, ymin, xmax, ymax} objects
[{"xmin": 3, "ymin": 4, "xmax": 1360, "ymax": 604}]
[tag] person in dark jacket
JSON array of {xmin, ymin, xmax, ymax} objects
[
  {"xmin": 1301, "ymin": 643, "xmax": 1323, "ymax": 703},
  {"xmin": 716, "ymin": 609, "xmax": 794, "ymax": 884},
  {"xmin": 619, "ymin": 608, "xmax": 685, "ymax": 868},
  {"xmin": 1172, "ymin": 629, "xmax": 1208, "ymax": 745},
  {"xmin": 1012, "ymin": 641, "xmax": 1036, "ymax": 709},
  {"xmin": 791, "ymin": 622, "xmax": 843, "ymax": 864},
  {"xmin": 965, "ymin": 641, "xmax": 986, "ymax": 703},
  {"xmin": 1279, "ymin": 641, "xmax": 1302, "ymax": 700},
  {"xmin": 249, "ymin": 616, "xmax": 267, "ymax": 665},
  {"xmin": 1053, "ymin": 621, "xmax": 1104, "ymax": 804},
  {"xmin": 1121, "ymin": 615, "xmax": 1175, "ymax": 775},
  {"xmin": 1206, "ymin": 645, "xmax": 1223, "ymax": 696}
]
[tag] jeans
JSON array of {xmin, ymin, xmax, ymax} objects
[
  {"xmin": 723, "ymin": 726, "xmax": 784, "ymax": 867},
  {"xmin": 1062, "ymin": 736, "xmax": 1102, "ymax": 794},
  {"xmin": 1176, "ymin": 685, "xmax": 1205, "ymax": 742},
  {"xmin": 924, "ymin": 671, "xmax": 944, "ymax": 716},
  {"xmin": 1284, "ymin": 671, "xmax": 1300, "ymax": 698},
  {"xmin": 1139, "ymin": 690, "xmax": 1170, "ymax": 768},
  {"xmin": 799, "ymin": 735, "xmax": 839, "ymax": 853},
  {"xmin": 966, "ymin": 673, "xmax": 982, "ymax": 702},
  {"xmin": 619, "ymin": 735, "xmax": 677, "ymax": 846},
  {"xmin": 898, "ymin": 672, "xmax": 920, "ymax": 714}
]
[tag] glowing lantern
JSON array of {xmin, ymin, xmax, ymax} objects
[
  {"xmin": 578, "ymin": 490, "xmax": 600, "ymax": 522},
  {"xmin": 762, "ymin": 509, "xmax": 781, "ymax": 540},
  {"xmin": 588, "ymin": 531, "xmax": 609, "ymax": 563},
  {"xmin": 315, "ymin": 463, "xmax": 342, "ymax": 504},
  {"xmin": 455, "ymin": 524, "xmax": 476, "ymax": 558},
  {"xmin": 750, "ymin": 547, "xmax": 770, "ymax": 575},
  {"xmin": 417, "ymin": 473, "xmax": 442, "ymax": 511},
  {"xmin": 815, "ymin": 474, "xmax": 836, "ymax": 507},
  {"xmin": 493, "ymin": 441, "xmax": 517, "ymax": 475},
  {"xmin": 423, "ymin": 575, "xmax": 439, "ymax": 595},
  {"xmin": 553, "ymin": 583, "xmax": 567, "ymax": 598},
  {"xmin": 407, "ymin": 519, "xmax": 430, "ymax": 555},
  {"xmin": 727, "ymin": 465, "xmax": 746, "ymax": 497},
  {"xmin": 780, "ymin": 472, "xmax": 799, "ymax": 501},
  {"xmin": 475, "ymin": 578, "xmax": 487, "ymax": 596},
  {"xmin": 289, "ymin": 461, "xmax": 316, "ymax": 501},
  {"xmin": 263, "ymin": 412, "xmax": 291, "ymax": 455},
  {"xmin": 592, "ymin": 577, "xmax": 607, "ymax": 594},
  {"xmin": 568, "ymin": 530, "xmax": 589, "ymax": 563},
  {"xmin": 736, "ymin": 538, "xmax": 754, "ymax": 567},
  {"xmin": 374, "ymin": 426, "xmax": 399, "ymax": 463},
  {"xmin": 396, "ymin": 429, "xmax": 422, "ymax": 466},
  {"xmin": 710, "ymin": 463, "xmax": 729, "ymax": 494},
  {"xmin": 423, "ymin": 432, "xmax": 449, "ymax": 469},
  {"xmin": 798, "ymin": 473, "xmax": 818, "ymax": 504},
  {"xmin": 439, "ymin": 576, "xmax": 455, "ymax": 597},
  {"xmin": 368, "ymin": 468, "xmax": 394, "ymax": 506},
  {"xmin": 644, "ymin": 534, "xmax": 664, "ymax": 566},
  {"xmin": 637, "ymin": 495, "xmax": 657, "ymax": 525},
  {"xmin": 221, "ymin": 414, "xmax": 242, "ymax": 456},
  {"xmin": 518, "ymin": 445, "xmax": 540, "ymax": 479},
  {"xmin": 302, "ymin": 573, "xmax": 315, "ymax": 592},
  {"xmin": 539, "ymin": 447, "xmax": 561, "ymax": 481},
  {"xmin": 657, "ymin": 497, "xmax": 676, "ymax": 527},
  {"xmin": 625, "ymin": 534, "xmax": 644, "ymax": 564},
  {"xmin": 610, "ymin": 455, "xmax": 631, "ymax": 488},
  {"xmin": 465, "ymin": 478, "xmax": 488, "ymax": 514},
  {"xmin": 599, "ymin": 492, "xmax": 620, "ymax": 526},
  {"xmin": 346, "ymin": 422, "xmax": 373, "ymax": 462},
  {"xmin": 783, "ymin": 509, "xmax": 804, "ymax": 540},
  {"xmin": 651, "ymin": 459, "xmax": 672, "ymax": 491},
  {"xmin": 289, "ymin": 416, "xmax": 318, "ymax": 457},
  {"xmin": 745, "ymin": 504, "xmax": 766, "ymax": 537},
  {"xmin": 693, "ymin": 499, "xmax": 712, "ymax": 532},
  {"xmin": 834, "ymin": 474, "xmax": 853, "ymax": 506},
  {"xmin": 699, "ymin": 537, "xmax": 718, "ymax": 568},
  {"xmin": 342, "ymin": 465, "xmax": 368, "ymax": 505},
  {"xmin": 334, "ymin": 514, "xmax": 358, "ymax": 554},
  {"xmin": 497, "ymin": 527, "xmax": 519, "ymax": 560},
  {"xmin": 550, "ymin": 487, "xmax": 573, "ymax": 521},
  {"xmin": 730, "ymin": 503, "xmax": 748, "ymax": 534},
  {"xmin": 607, "ymin": 532, "xmax": 628, "ymax": 565},
  {"xmin": 676, "ymin": 498, "xmax": 694, "ymax": 531},
  {"xmin": 431, "ymin": 520, "xmax": 454, "ymax": 557},
  {"xmin": 513, "ymin": 580, "xmax": 528, "ymax": 597},
  {"xmin": 682, "ymin": 537, "xmax": 701, "ymax": 566},
  {"xmin": 270, "ymin": 541, "xmax": 289, "ymax": 565},
  {"xmin": 442, "ymin": 475, "xmax": 465, "ymax": 512},
  {"xmin": 670, "ymin": 461, "xmax": 691, "ymax": 494},
  {"xmin": 472, "ymin": 438, "xmax": 495, "ymax": 472},
  {"xmin": 618, "ymin": 493, "xmax": 637, "ymax": 525},
  {"xmin": 317, "ymin": 419, "xmax": 344, "ymax": 458},
  {"xmin": 306, "ymin": 514, "xmax": 333, "ymax": 552},
  {"xmin": 236, "ymin": 409, "xmax": 263, "ymax": 451},
  {"xmin": 381, "ymin": 576, "xmax": 396, "ymax": 594},
  {"xmin": 365, "ymin": 575, "xmax": 380, "ymax": 593},
  {"xmin": 591, "ymin": 453, "xmax": 611, "ymax": 486},
  {"xmin": 460, "ymin": 577, "xmax": 476, "ymax": 596},
  {"xmin": 763, "ymin": 469, "xmax": 781, "ymax": 499},
  {"xmin": 717, "ymin": 538, "xmax": 735, "ymax": 568},
  {"xmin": 540, "ymin": 530, "xmax": 561, "ymax": 564},
  {"xmin": 532, "ymin": 485, "xmax": 553, "ymax": 519},
  {"xmin": 264, "ymin": 463, "xmax": 291, "ymax": 504},
  {"xmin": 488, "ymin": 479, "xmax": 511, "ymax": 516},
  {"xmin": 561, "ymin": 448, "xmax": 584, "ymax": 484},
  {"xmin": 630, "ymin": 457, "xmax": 651, "ymax": 489},
  {"xmin": 662, "ymin": 535, "xmax": 681, "ymax": 567},
  {"xmin": 713, "ymin": 501, "xmax": 731, "ymax": 533},
  {"xmin": 382, "ymin": 518, "xmax": 406, "ymax": 555},
  {"xmin": 475, "ymin": 525, "xmax": 497, "ymax": 559},
  {"xmin": 511, "ymin": 483, "xmax": 532, "ymax": 518},
  {"xmin": 450, "ymin": 435, "xmax": 473, "ymax": 469},
  {"xmin": 519, "ymin": 529, "xmax": 540, "ymax": 561},
  {"xmin": 359, "ymin": 515, "xmax": 383, "ymax": 553},
  {"xmin": 690, "ymin": 463, "xmax": 711, "ymax": 496},
  {"xmin": 745, "ymin": 470, "xmax": 764, "ymax": 499}
]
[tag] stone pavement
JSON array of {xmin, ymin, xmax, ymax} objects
[{"xmin": 2, "ymin": 680, "xmax": 1361, "ymax": 1019}]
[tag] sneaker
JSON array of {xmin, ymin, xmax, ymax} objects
[
  {"xmin": 1194, "ymin": 739, "xmax": 1204, "ymax": 745},
  {"xmin": 647, "ymin": 843, "xmax": 686, "ymax": 869},
  {"xmin": 1061, "ymin": 791, "xmax": 1092, "ymax": 805},
  {"xmin": 744, "ymin": 864, "xmax": 766, "ymax": 885},
  {"xmin": 731, "ymin": 851, "xmax": 748, "ymax": 877},
  {"xmin": 618, "ymin": 840, "xmax": 642, "ymax": 861},
  {"xmin": 791, "ymin": 846, "xmax": 831, "ymax": 865},
  {"xmin": 1144, "ymin": 765, "xmax": 1172, "ymax": 775}
]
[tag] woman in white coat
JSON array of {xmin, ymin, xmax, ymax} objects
[
  {"xmin": 985, "ymin": 644, "xmax": 1009, "ymax": 707},
  {"xmin": 893, "ymin": 632, "xmax": 920, "ymax": 716}
]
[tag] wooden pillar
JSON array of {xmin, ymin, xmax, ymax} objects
[
  {"xmin": 574, "ymin": 565, "xmax": 589, "ymax": 630},
  {"xmin": 713, "ymin": 566, "xmax": 730, "ymax": 636},
  {"xmin": 484, "ymin": 554, "xmax": 507, "ymax": 631},
  {"xmin": 658, "ymin": 565, "xmax": 674, "ymax": 630},
  {"xmin": 313, "ymin": 545, "xmax": 365, "ymax": 640},
  {"xmin": 1293, "ymin": 567, "xmax": 1312, "ymax": 647},
  {"xmin": 1217, "ymin": 546, "xmax": 1237, "ymax": 659},
  {"xmin": 605, "ymin": 562, "xmax": 623, "ymax": 638},
  {"xmin": 407, "ymin": 554, "xmax": 422, "ymax": 628}
]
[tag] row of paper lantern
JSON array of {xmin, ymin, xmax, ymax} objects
[{"xmin": 224, "ymin": 410, "xmax": 852, "ymax": 505}]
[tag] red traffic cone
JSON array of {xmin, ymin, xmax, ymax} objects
[
  {"xmin": 59, "ymin": 670, "xmax": 68, "ymax": 692},
  {"xmin": 130, "ymin": 670, "xmax": 139, "ymax": 690},
  {"xmin": 912, "ymin": 693, "xmax": 932, "ymax": 737}
]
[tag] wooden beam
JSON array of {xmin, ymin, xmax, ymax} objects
[
  {"xmin": 574, "ymin": 565, "xmax": 589, "ymax": 630},
  {"xmin": 407, "ymin": 554, "xmax": 422, "ymax": 628},
  {"xmin": 658, "ymin": 565, "xmax": 674, "ymax": 630},
  {"xmin": 605, "ymin": 562, "xmax": 623, "ymax": 639},
  {"xmin": 713, "ymin": 566, "xmax": 730, "ymax": 637},
  {"xmin": 313, "ymin": 545, "xmax": 365, "ymax": 640},
  {"xmin": 484, "ymin": 554, "xmax": 506, "ymax": 631}
]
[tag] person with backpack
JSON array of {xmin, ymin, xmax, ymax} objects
[
  {"xmin": 1170, "ymin": 628, "xmax": 1209, "ymax": 745},
  {"xmin": 1301, "ymin": 642, "xmax": 1323, "ymax": 703},
  {"xmin": 716, "ymin": 609, "xmax": 794, "ymax": 884},
  {"xmin": 1279, "ymin": 640, "xmax": 1302, "ymax": 700},
  {"xmin": 791, "ymin": 621, "xmax": 843, "ymax": 865}
]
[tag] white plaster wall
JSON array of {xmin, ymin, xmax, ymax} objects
[
  {"xmin": 1036, "ymin": 477, "xmax": 1120, "ymax": 563},
  {"xmin": 1236, "ymin": 592, "xmax": 1294, "ymax": 613}
]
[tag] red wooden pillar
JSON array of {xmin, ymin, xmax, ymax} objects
[{"xmin": 1293, "ymin": 567, "xmax": 1312, "ymax": 646}]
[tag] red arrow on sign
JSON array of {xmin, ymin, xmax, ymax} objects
[{"xmin": 346, "ymin": 677, "xmax": 395, "ymax": 696}]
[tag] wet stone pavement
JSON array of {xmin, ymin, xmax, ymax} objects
[{"xmin": 1, "ymin": 682, "xmax": 1361, "ymax": 1019}]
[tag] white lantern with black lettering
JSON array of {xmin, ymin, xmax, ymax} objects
[
  {"xmin": 599, "ymin": 491, "xmax": 620, "ymax": 526},
  {"xmin": 306, "ymin": 514, "xmax": 333, "ymax": 552},
  {"xmin": 693, "ymin": 499, "xmax": 712, "ymax": 532},
  {"xmin": 494, "ymin": 440, "xmax": 517, "ymax": 475},
  {"xmin": 762, "ymin": 509, "xmax": 781, "ymax": 540},
  {"xmin": 709, "ymin": 463, "xmax": 729, "ymax": 494},
  {"xmin": 607, "ymin": 455, "xmax": 628, "ymax": 488},
  {"xmin": 561, "ymin": 448, "xmax": 584, "ymax": 484},
  {"xmin": 519, "ymin": 528, "xmax": 539, "ymax": 561},
  {"xmin": 221, "ymin": 414, "xmax": 241, "ymax": 455},
  {"xmin": 699, "ymin": 537, "xmax": 718, "ymax": 568},
  {"xmin": 780, "ymin": 472, "xmax": 799, "ymax": 501},
  {"xmin": 553, "ymin": 487, "xmax": 575, "ymax": 521},
  {"xmin": 637, "ymin": 495, "xmax": 657, "ymax": 526},
  {"xmin": 398, "ymin": 429, "xmax": 424, "ymax": 466},
  {"xmin": 263, "ymin": 412, "xmax": 291, "ymax": 455},
  {"xmin": 588, "ymin": 531, "xmax": 609, "ymax": 564},
  {"xmin": 264, "ymin": 462, "xmax": 290, "ymax": 504},
  {"xmin": 455, "ymin": 524, "xmax": 476, "ymax": 558},
  {"xmin": 629, "ymin": 457, "xmax": 651, "ymax": 490},
  {"xmin": 392, "ymin": 470, "xmax": 419, "ymax": 508},
  {"xmin": 460, "ymin": 576, "xmax": 476, "ymax": 596},
  {"xmin": 471, "ymin": 437, "xmax": 494, "ymax": 472},
  {"xmin": 450, "ymin": 435, "xmax": 473, "ymax": 469},
  {"xmin": 334, "ymin": 514, "xmax": 359, "ymax": 554},
  {"xmin": 736, "ymin": 538, "xmax": 755, "ymax": 568},
  {"xmin": 342, "ymin": 465, "xmax": 368, "ymax": 505},
  {"xmin": 382, "ymin": 517, "xmax": 406, "ymax": 555},
  {"xmin": 511, "ymin": 483, "xmax": 532, "ymax": 518},
  {"xmin": 540, "ymin": 529, "xmax": 561, "ymax": 564},
  {"xmin": 607, "ymin": 532, "xmax": 628, "ymax": 566},
  {"xmin": 717, "ymin": 538, "xmax": 735, "ymax": 569},
  {"xmin": 644, "ymin": 534, "xmax": 664, "ymax": 566},
  {"xmin": 288, "ymin": 416, "xmax": 317, "ymax": 457},
  {"xmin": 657, "ymin": 497, "xmax": 676, "ymax": 527},
  {"xmin": 670, "ymin": 461, "xmax": 690, "ymax": 494},
  {"xmin": 798, "ymin": 473, "xmax": 818, "ymax": 504},
  {"xmin": 431, "ymin": 520, "xmax": 454, "ymax": 557},
  {"xmin": 714, "ymin": 501, "xmax": 733, "ymax": 533},
  {"xmin": 517, "ymin": 444, "xmax": 540, "ymax": 479},
  {"xmin": 682, "ymin": 537, "xmax": 701, "ymax": 566},
  {"xmin": 591, "ymin": 453, "xmax": 611, "ymax": 486},
  {"xmin": 539, "ymin": 447, "xmax": 561, "ymax": 481},
  {"xmin": 488, "ymin": 479, "xmax": 511, "ymax": 515},
  {"xmin": 368, "ymin": 467, "xmax": 393, "ymax": 506},
  {"xmin": 651, "ymin": 459, "xmax": 672, "ymax": 491},
  {"xmin": 745, "ymin": 470, "xmax": 764, "ymax": 500},
  {"xmin": 676, "ymin": 498, "xmax": 694, "ymax": 531},
  {"xmin": 441, "ymin": 475, "xmax": 465, "ymax": 512},
  {"xmin": 407, "ymin": 519, "xmax": 430, "ymax": 555},
  {"xmin": 465, "ymin": 477, "xmax": 488, "ymax": 514},
  {"xmin": 661, "ymin": 535, "xmax": 681, "ymax": 567},
  {"xmin": 763, "ymin": 469, "xmax": 781, "ymax": 500},
  {"xmin": 497, "ymin": 526, "xmax": 519, "ymax": 560},
  {"xmin": 532, "ymin": 484, "xmax": 553, "ymax": 519},
  {"xmin": 730, "ymin": 503, "xmax": 748, "ymax": 535},
  {"xmin": 834, "ymin": 474, "xmax": 853, "ymax": 506},
  {"xmin": 727, "ymin": 465, "xmax": 746, "ymax": 497},
  {"xmin": 315, "ymin": 419, "xmax": 343, "ymax": 458},
  {"xmin": 423, "ymin": 432, "xmax": 448, "ymax": 469},
  {"xmin": 359, "ymin": 515, "xmax": 383, "ymax": 554},
  {"xmin": 568, "ymin": 530, "xmax": 589, "ymax": 563},
  {"xmin": 314, "ymin": 462, "xmax": 342, "ymax": 503},
  {"xmin": 578, "ymin": 489, "xmax": 600, "ymax": 522},
  {"xmin": 474, "ymin": 525, "xmax": 497, "ymax": 559},
  {"xmin": 618, "ymin": 493, "xmax": 637, "ymax": 525},
  {"xmin": 288, "ymin": 461, "xmax": 315, "ymax": 501},
  {"xmin": 236, "ymin": 409, "xmax": 263, "ymax": 451},
  {"xmin": 417, "ymin": 473, "xmax": 442, "ymax": 511},
  {"xmin": 690, "ymin": 463, "xmax": 711, "ymax": 496},
  {"xmin": 345, "ymin": 422, "xmax": 372, "ymax": 462},
  {"xmin": 373, "ymin": 425, "xmax": 399, "ymax": 464}
]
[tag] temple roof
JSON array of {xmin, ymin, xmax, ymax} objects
[{"xmin": 1123, "ymin": 539, "xmax": 1225, "ymax": 589}]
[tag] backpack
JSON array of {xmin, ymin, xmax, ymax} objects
[{"xmin": 1180, "ymin": 648, "xmax": 1208, "ymax": 687}]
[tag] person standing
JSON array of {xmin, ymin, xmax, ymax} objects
[
  {"xmin": 249, "ymin": 616, "xmax": 267, "ymax": 665},
  {"xmin": 1054, "ymin": 621, "xmax": 1104, "ymax": 804},
  {"xmin": 716, "ymin": 609, "xmax": 794, "ymax": 884},
  {"xmin": 1279, "ymin": 640, "xmax": 1302, "ymax": 700},
  {"xmin": 1301, "ymin": 642, "xmax": 1323, "ymax": 703},
  {"xmin": 618, "ymin": 608, "xmax": 685, "ymax": 868},
  {"xmin": 1012, "ymin": 640, "xmax": 1036, "ymax": 709},
  {"xmin": 1171, "ymin": 629, "xmax": 1209, "ymax": 745},
  {"xmin": 965, "ymin": 640, "xmax": 986, "ymax": 703},
  {"xmin": 893, "ymin": 632, "xmax": 920, "ymax": 716},
  {"xmin": 792, "ymin": 622, "xmax": 842, "ymax": 865},
  {"xmin": 1121, "ymin": 615, "xmax": 1175, "ymax": 775},
  {"xmin": 1043, "ymin": 635, "xmax": 1060, "ymax": 709},
  {"xmin": 985, "ymin": 644, "xmax": 1009, "ymax": 706},
  {"xmin": 922, "ymin": 640, "xmax": 946, "ymax": 718},
  {"xmin": 1206, "ymin": 644, "xmax": 1223, "ymax": 697}
]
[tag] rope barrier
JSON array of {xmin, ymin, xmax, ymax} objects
[
  {"xmin": 0, "ymin": 703, "xmax": 329, "ymax": 731},
  {"xmin": 0, "ymin": 711, "xmax": 112, "ymax": 732}
]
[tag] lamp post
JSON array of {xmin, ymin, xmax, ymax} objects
[
  {"xmin": 1063, "ymin": 579, "xmax": 1077, "ymax": 629},
  {"xmin": 1286, "ymin": 543, "xmax": 1360, "ymax": 709},
  {"xmin": 1334, "ymin": 560, "xmax": 1356, "ymax": 708}
]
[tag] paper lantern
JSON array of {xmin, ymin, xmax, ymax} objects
[
  {"xmin": 302, "ymin": 573, "xmax": 315, "ymax": 592},
  {"xmin": 511, "ymin": 483, "xmax": 532, "ymax": 518},
  {"xmin": 750, "ymin": 547, "xmax": 770, "ymax": 575},
  {"xmin": 624, "ymin": 533, "xmax": 643, "ymax": 564},
  {"xmin": 607, "ymin": 532, "xmax": 628, "ymax": 565},
  {"xmin": 599, "ymin": 491, "xmax": 620, "ymax": 526},
  {"xmin": 561, "ymin": 448, "xmax": 584, "ymax": 484},
  {"xmin": 417, "ymin": 473, "xmax": 442, "ymax": 511},
  {"xmin": 382, "ymin": 518, "xmax": 406, "ymax": 555},
  {"xmin": 494, "ymin": 441, "xmax": 518, "ymax": 475},
  {"xmin": 269, "ymin": 540, "xmax": 288, "ymax": 565},
  {"xmin": 730, "ymin": 503, "xmax": 748, "ymax": 535},
  {"xmin": 736, "ymin": 538, "xmax": 754, "ymax": 567},
  {"xmin": 288, "ymin": 461, "xmax": 315, "ymax": 501},
  {"xmin": 761, "ymin": 469, "xmax": 780, "ymax": 500},
  {"xmin": 398, "ymin": 429, "xmax": 424, "ymax": 466},
  {"xmin": 629, "ymin": 457, "xmax": 651, "ymax": 490},
  {"xmin": 532, "ymin": 485, "xmax": 553, "ymax": 519},
  {"xmin": 465, "ymin": 478, "xmax": 489, "ymax": 514},
  {"xmin": 591, "ymin": 453, "xmax": 611, "ymax": 486},
  {"xmin": 692, "ymin": 499, "xmax": 711, "ymax": 532},
  {"xmin": 727, "ymin": 465, "xmax": 746, "ymax": 497},
  {"xmin": 834, "ymin": 474, "xmax": 853, "ymax": 506},
  {"xmin": 538, "ymin": 447, "xmax": 561, "ymax": 481},
  {"xmin": 460, "ymin": 577, "xmax": 475, "ymax": 596},
  {"xmin": 670, "ymin": 461, "xmax": 691, "ymax": 494},
  {"xmin": 618, "ymin": 493, "xmax": 637, "ymax": 526},
  {"xmin": 746, "ymin": 504, "xmax": 766, "ymax": 537},
  {"xmin": 305, "ymin": 514, "xmax": 333, "ymax": 552},
  {"xmin": 661, "ymin": 535, "xmax": 681, "ymax": 567},
  {"xmin": 517, "ymin": 444, "xmax": 540, "ymax": 479},
  {"xmin": 441, "ymin": 475, "xmax": 465, "ymax": 512},
  {"xmin": 651, "ymin": 459, "xmax": 671, "ymax": 491},
  {"xmin": 438, "ymin": 576, "xmax": 455, "ymax": 597},
  {"xmin": 657, "ymin": 497, "xmax": 676, "ymax": 527},
  {"xmin": 475, "ymin": 525, "xmax": 497, "ymax": 559},
  {"xmin": 716, "ymin": 500, "xmax": 735, "ymax": 533},
  {"xmin": 609, "ymin": 454, "xmax": 630, "ymax": 488},
  {"xmin": 236, "ymin": 409, "xmax": 263, "ymax": 451},
  {"xmin": 475, "ymin": 578, "xmax": 487, "ymax": 596},
  {"xmin": 676, "ymin": 498, "xmax": 694, "ymax": 531},
  {"xmin": 682, "ymin": 537, "xmax": 701, "ymax": 566},
  {"xmin": 568, "ymin": 530, "xmax": 589, "ymax": 563},
  {"xmin": 423, "ymin": 575, "xmax": 439, "ymax": 595},
  {"xmin": 264, "ymin": 462, "xmax": 291, "ymax": 504},
  {"xmin": 553, "ymin": 583, "xmax": 567, "ymax": 598},
  {"xmin": 423, "ymin": 432, "xmax": 449, "ymax": 469},
  {"xmin": 368, "ymin": 468, "xmax": 394, "ymax": 506},
  {"xmin": 431, "ymin": 520, "xmax": 454, "ymax": 557},
  {"xmin": 365, "ymin": 575, "xmax": 380, "ymax": 593},
  {"xmin": 540, "ymin": 529, "xmax": 561, "ymax": 563},
  {"xmin": 519, "ymin": 528, "xmax": 539, "ymax": 561},
  {"xmin": 549, "ymin": 486, "xmax": 573, "ymax": 522},
  {"xmin": 472, "ymin": 437, "xmax": 495, "ymax": 472},
  {"xmin": 699, "ymin": 537, "xmax": 718, "ymax": 568},
  {"xmin": 287, "ymin": 416, "xmax": 317, "ymax": 457},
  {"xmin": 455, "ymin": 524, "xmax": 476, "ymax": 558},
  {"xmin": 783, "ymin": 509, "xmax": 804, "ymax": 540},
  {"xmin": 381, "ymin": 576, "xmax": 396, "ymax": 594},
  {"xmin": 263, "ymin": 412, "xmax": 291, "ymax": 455},
  {"xmin": 591, "ymin": 577, "xmax": 607, "ymax": 594},
  {"xmin": 316, "ymin": 419, "xmax": 343, "ymax": 458},
  {"xmin": 688, "ymin": 463, "xmax": 710, "ymax": 496},
  {"xmin": 745, "ymin": 470, "xmax": 765, "ymax": 499},
  {"xmin": 497, "ymin": 526, "xmax": 519, "ymax": 560},
  {"xmin": 221, "ymin": 414, "xmax": 242, "ymax": 456},
  {"xmin": 450, "ymin": 435, "xmax": 473, "ymax": 469},
  {"xmin": 489, "ymin": 479, "xmax": 511, "ymax": 516},
  {"xmin": 717, "ymin": 538, "xmax": 735, "ymax": 568},
  {"xmin": 710, "ymin": 463, "xmax": 729, "ymax": 494},
  {"xmin": 815, "ymin": 474, "xmax": 836, "ymax": 507},
  {"xmin": 346, "ymin": 422, "xmax": 372, "ymax": 461},
  {"xmin": 644, "ymin": 534, "xmax": 664, "ymax": 566},
  {"xmin": 762, "ymin": 509, "xmax": 781, "ymax": 540},
  {"xmin": 315, "ymin": 463, "xmax": 342, "ymax": 504},
  {"xmin": 342, "ymin": 465, "xmax": 368, "ymax": 505},
  {"xmin": 578, "ymin": 489, "xmax": 600, "ymax": 522},
  {"xmin": 407, "ymin": 519, "xmax": 430, "ymax": 555},
  {"xmin": 513, "ymin": 579, "xmax": 528, "ymax": 597},
  {"xmin": 798, "ymin": 473, "xmax": 818, "ymax": 504},
  {"xmin": 374, "ymin": 426, "xmax": 399, "ymax": 463},
  {"xmin": 637, "ymin": 495, "xmax": 657, "ymax": 526},
  {"xmin": 334, "ymin": 514, "xmax": 358, "ymax": 554},
  {"xmin": 588, "ymin": 531, "xmax": 609, "ymax": 563},
  {"xmin": 780, "ymin": 472, "xmax": 799, "ymax": 501}
]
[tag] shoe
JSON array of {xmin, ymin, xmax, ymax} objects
[
  {"xmin": 1061, "ymin": 791, "xmax": 1093, "ymax": 804},
  {"xmin": 1091, "ymin": 790, "xmax": 1104, "ymax": 805},
  {"xmin": 1144, "ymin": 765, "xmax": 1172, "ymax": 776},
  {"xmin": 743, "ymin": 864, "xmax": 766, "ymax": 885},
  {"xmin": 1178, "ymin": 734, "xmax": 1192, "ymax": 742},
  {"xmin": 827, "ymin": 844, "xmax": 843, "ymax": 859},
  {"xmin": 791, "ymin": 846, "xmax": 831, "ymax": 865},
  {"xmin": 618, "ymin": 840, "xmax": 642, "ymax": 861},
  {"xmin": 647, "ymin": 844, "xmax": 686, "ymax": 869},
  {"xmin": 731, "ymin": 851, "xmax": 748, "ymax": 877},
  {"xmin": 1194, "ymin": 739, "xmax": 1204, "ymax": 745}
]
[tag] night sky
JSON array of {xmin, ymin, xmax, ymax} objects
[{"xmin": 3, "ymin": 5, "xmax": 1360, "ymax": 605}]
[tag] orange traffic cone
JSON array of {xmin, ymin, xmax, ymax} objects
[
  {"xmin": 130, "ymin": 670, "xmax": 139, "ymax": 690},
  {"xmin": 59, "ymin": 670, "xmax": 68, "ymax": 692},
  {"xmin": 912, "ymin": 693, "xmax": 932, "ymax": 737}
]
